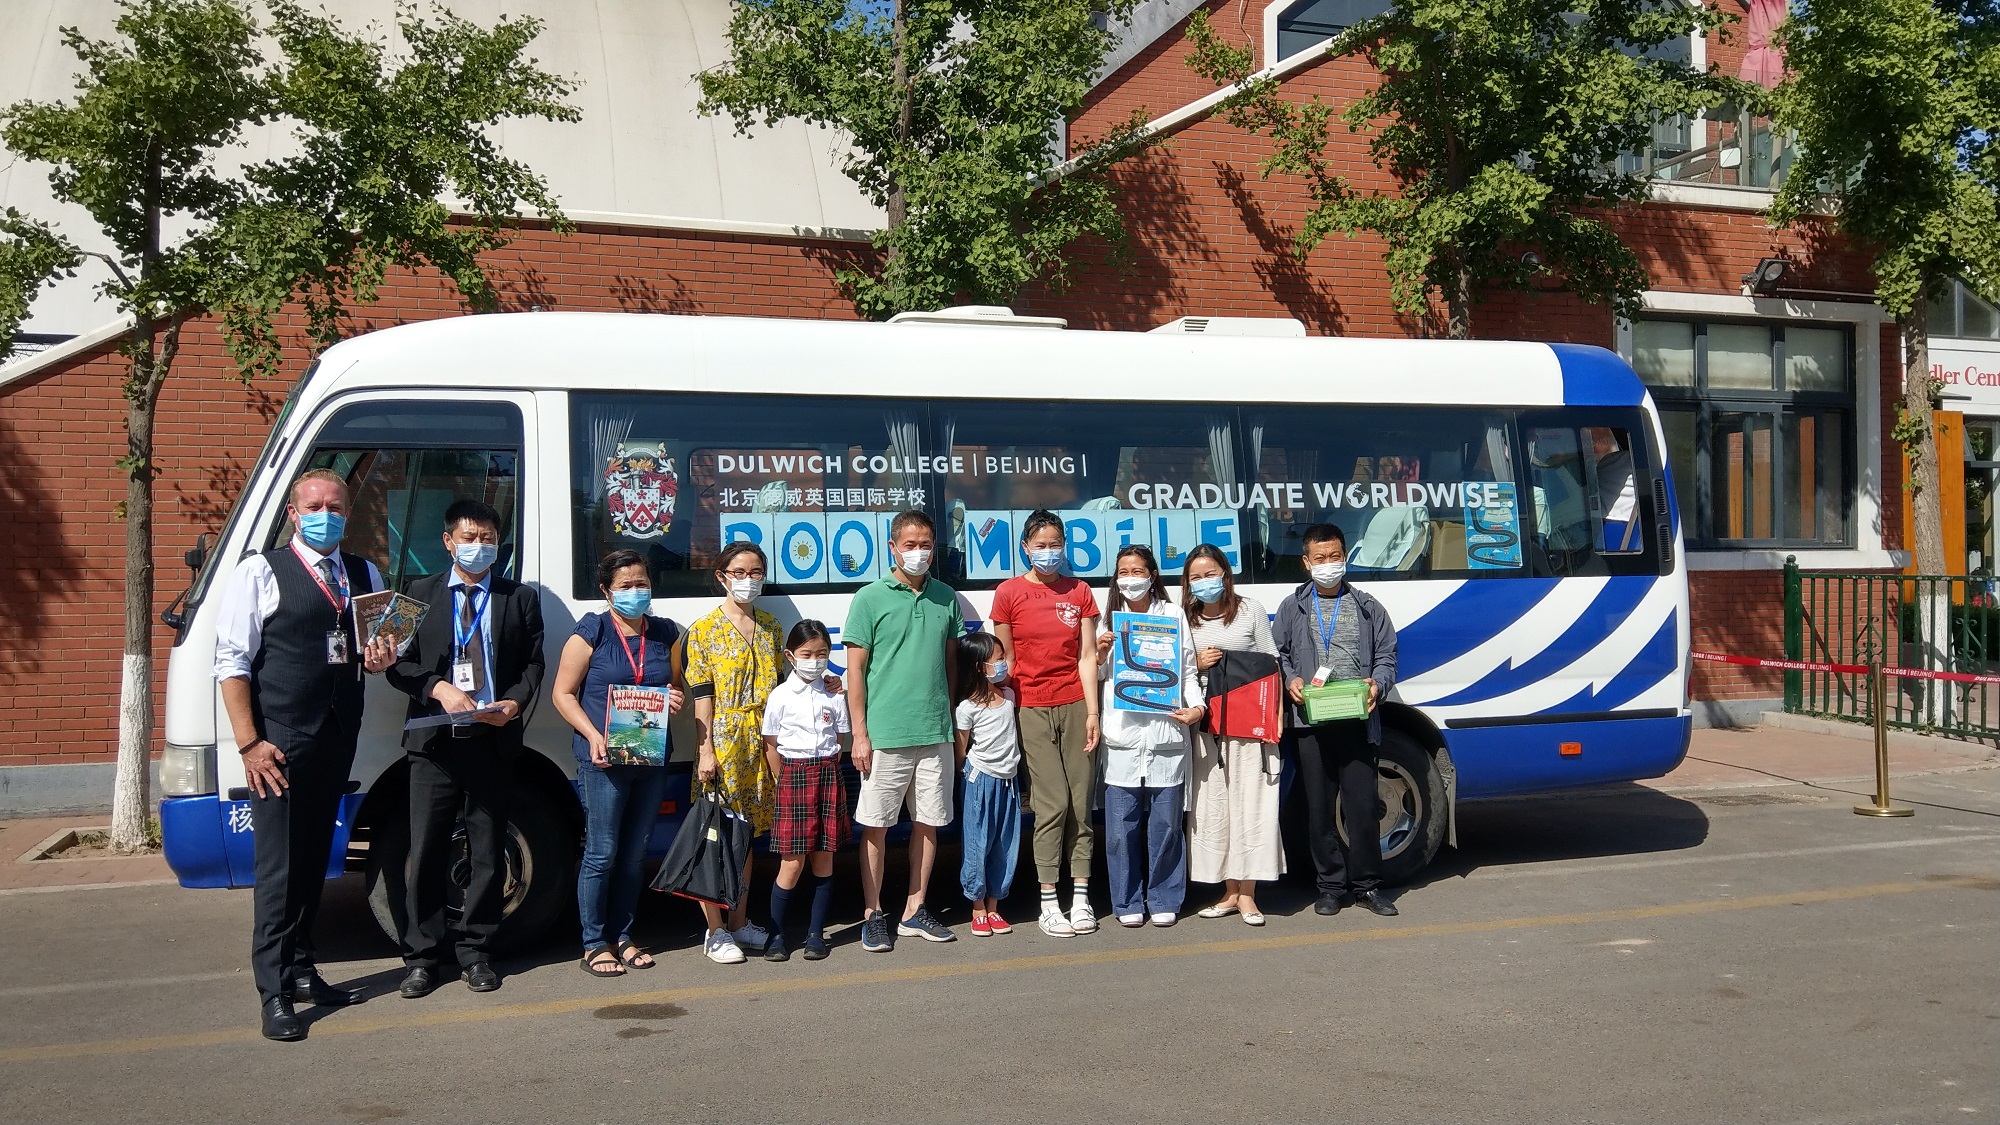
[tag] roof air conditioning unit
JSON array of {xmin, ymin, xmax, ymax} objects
[
  {"xmin": 1150, "ymin": 316, "xmax": 1307, "ymax": 337},
  {"xmin": 888, "ymin": 305, "xmax": 1067, "ymax": 329}
]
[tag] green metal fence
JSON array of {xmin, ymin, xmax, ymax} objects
[{"xmin": 1783, "ymin": 558, "xmax": 2000, "ymax": 742}]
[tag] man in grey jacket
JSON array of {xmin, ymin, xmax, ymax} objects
[{"xmin": 1272, "ymin": 523, "xmax": 1401, "ymax": 918}]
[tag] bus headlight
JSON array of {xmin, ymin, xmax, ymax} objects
[{"xmin": 161, "ymin": 743, "xmax": 217, "ymax": 796}]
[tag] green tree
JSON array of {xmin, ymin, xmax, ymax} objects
[
  {"xmin": 697, "ymin": 0, "xmax": 1152, "ymax": 320},
  {"xmin": 1769, "ymin": 0, "xmax": 2000, "ymax": 577},
  {"xmin": 0, "ymin": 0, "xmax": 576, "ymax": 851},
  {"xmin": 1186, "ymin": 1, "xmax": 1739, "ymax": 338},
  {"xmin": 0, "ymin": 209, "xmax": 80, "ymax": 359}
]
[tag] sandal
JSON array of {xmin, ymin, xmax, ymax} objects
[
  {"xmin": 614, "ymin": 940, "xmax": 655, "ymax": 970},
  {"xmin": 581, "ymin": 946, "xmax": 625, "ymax": 977}
]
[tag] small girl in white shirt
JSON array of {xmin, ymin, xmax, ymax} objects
[
  {"xmin": 953, "ymin": 630, "xmax": 1022, "ymax": 937},
  {"xmin": 760, "ymin": 620, "xmax": 849, "ymax": 962}
]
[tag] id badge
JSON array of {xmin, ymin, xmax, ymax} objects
[
  {"xmin": 326, "ymin": 629, "xmax": 350, "ymax": 665},
  {"xmin": 1311, "ymin": 665, "xmax": 1332, "ymax": 687},
  {"xmin": 453, "ymin": 660, "xmax": 477, "ymax": 691}
]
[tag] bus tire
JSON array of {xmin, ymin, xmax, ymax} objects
[
  {"xmin": 1336, "ymin": 727, "xmax": 1447, "ymax": 887},
  {"xmin": 365, "ymin": 775, "xmax": 579, "ymax": 957}
]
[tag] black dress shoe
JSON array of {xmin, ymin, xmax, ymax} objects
[
  {"xmin": 1358, "ymin": 890, "xmax": 1400, "ymax": 917},
  {"xmin": 261, "ymin": 996, "xmax": 305, "ymax": 1042},
  {"xmin": 399, "ymin": 966, "xmax": 438, "ymax": 999},
  {"xmin": 1313, "ymin": 892, "xmax": 1350, "ymax": 916},
  {"xmin": 464, "ymin": 962, "xmax": 500, "ymax": 993},
  {"xmin": 291, "ymin": 972, "xmax": 364, "ymax": 1007}
]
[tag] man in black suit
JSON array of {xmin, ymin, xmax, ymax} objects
[{"xmin": 386, "ymin": 499, "xmax": 545, "ymax": 997}]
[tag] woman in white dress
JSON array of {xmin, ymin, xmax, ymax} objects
[{"xmin": 1181, "ymin": 544, "xmax": 1284, "ymax": 925}]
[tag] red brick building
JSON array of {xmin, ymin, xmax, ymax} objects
[{"xmin": 0, "ymin": 0, "xmax": 1897, "ymax": 813}]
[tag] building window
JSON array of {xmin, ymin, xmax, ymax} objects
[
  {"xmin": 1275, "ymin": 0, "xmax": 1391, "ymax": 60},
  {"xmin": 1927, "ymin": 279, "xmax": 2000, "ymax": 340},
  {"xmin": 1633, "ymin": 317, "xmax": 1855, "ymax": 548}
]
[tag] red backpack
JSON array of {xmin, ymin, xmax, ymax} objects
[{"xmin": 1203, "ymin": 651, "xmax": 1283, "ymax": 744}]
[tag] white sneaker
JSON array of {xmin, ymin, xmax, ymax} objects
[
  {"xmin": 729, "ymin": 920, "xmax": 770, "ymax": 952},
  {"xmin": 703, "ymin": 929, "xmax": 746, "ymax": 964},
  {"xmin": 1150, "ymin": 912, "xmax": 1178, "ymax": 927},
  {"xmin": 1070, "ymin": 898, "xmax": 1098, "ymax": 934},
  {"xmin": 1037, "ymin": 905, "xmax": 1076, "ymax": 938},
  {"xmin": 1116, "ymin": 913, "xmax": 1145, "ymax": 928}
]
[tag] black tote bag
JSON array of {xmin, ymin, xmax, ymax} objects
[{"xmin": 649, "ymin": 790, "xmax": 751, "ymax": 908}]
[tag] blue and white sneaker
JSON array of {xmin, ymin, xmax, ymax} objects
[
  {"xmin": 730, "ymin": 920, "xmax": 770, "ymax": 953},
  {"xmin": 897, "ymin": 905, "xmax": 957, "ymax": 943},
  {"xmin": 703, "ymin": 929, "xmax": 745, "ymax": 965},
  {"xmin": 860, "ymin": 910, "xmax": 894, "ymax": 953}
]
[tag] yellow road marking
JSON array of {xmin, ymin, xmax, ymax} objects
[{"xmin": 3, "ymin": 874, "xmax": 1991, "ymax": 1065}]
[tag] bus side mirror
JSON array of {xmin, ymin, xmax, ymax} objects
[
  {"xmin": 184, "ymin": 533, "xmax": 211, "ymax": 575},
  {"xmin": 161, "ymin": 533, "xmax": 212, "ymax": 631}
]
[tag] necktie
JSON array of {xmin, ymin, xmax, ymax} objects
[
  {"xmin": 315, "ymin": 557, "xmax": 337, "ymax": 590},
  {"xmin": 457, "ymin": 585, "xmax": 488, "ymax": 696}
]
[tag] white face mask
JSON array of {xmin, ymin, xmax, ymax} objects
[
  {"xmin": 1310, "ymin": 560, "xmax": 1347, "ymax": 588},
  {"xmin": 728, "ymin": 576, "xmax": 763, "ymax": 603},
  {"xmin": 1116, "ymin": 576, "xmax": 1153, "ymax": 601},
  {"xmin": 898, "ymin": 548, "xmax": 932, "ymax": 576},
  {"xmin": 793, "ymin": 657, "xmax": 828, "ymax": 681},
  {"xmin": 1027, "ymin": 547, "xmax": 1064, "ymax": 573}
]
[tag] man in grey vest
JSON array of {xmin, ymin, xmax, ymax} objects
[{"xmin": 214, "ymin": 469, "xmax": 396, "ymax": 1042}]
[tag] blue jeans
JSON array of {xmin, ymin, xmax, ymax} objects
[
  {"xmin": 960, "ymin": 768, "xmax": 1022, "ymax": 903},
  {"xmin": 577, "ymin": 761, "xmax": 667, "ymax": 952},
  {"xmin": 1105, "ymin": 782, "xmax": 1187, "ymax": 916}
]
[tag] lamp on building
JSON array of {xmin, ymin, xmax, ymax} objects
[{"xmin": 1741, "ymin": 256, "xmax": 1790, "ymax": 297}]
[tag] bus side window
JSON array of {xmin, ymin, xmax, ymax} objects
[{"xmin": 1527, "ymin": 427, "xmax": 1595, "ymax": 574}]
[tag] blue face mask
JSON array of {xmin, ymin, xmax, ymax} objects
[
  {"xmin": 452, "ymin": 541, "xmax": 499, "ymax": 576},
  {"xmin": 296, "ymin": 510, "xmax": 345, "ymax": 552},
  {"xmin": 1027, "ymin": 547, "xmax": 1064, "ymax": 573},
  {"xmin": 1189, "ymin": 576, "xmax": 1227, "ymax": 604},
  {"xmin": 609, "ymin": 589, "xmax": 652, "ymax": 618}
]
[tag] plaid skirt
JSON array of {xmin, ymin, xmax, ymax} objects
[{"xmin": 771, "ymin": 755, "xmax": 850, "ymax": 855}]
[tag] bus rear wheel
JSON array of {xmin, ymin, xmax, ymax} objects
[
  {"xmin": 1335, "ymin": 727, "xmax": 1447, "ymax": 887},
  {"xmin": 364, "ymin": 777, "xmax": 578, "ymax": 957}
]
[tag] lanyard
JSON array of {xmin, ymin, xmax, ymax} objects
[
  {"xmin": 291, "ymin": 541, "xmax": 349, "ymax": 613},
  {"xmin": 614, "ymin": 617, "xmax": 648, "ymax": 684},
  {"xmin": 453, "ymin": 586, "xmax": 490, "ymax": 658},
  {"xmin": 1311, "ymin": 585, "xmax": 1342, "ymax": 656}
]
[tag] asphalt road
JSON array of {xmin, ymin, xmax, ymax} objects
[{"xmin": 1, "ymin": 768, "xmax": 1996, "ymax": 1125}]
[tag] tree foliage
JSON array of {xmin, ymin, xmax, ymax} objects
[
  {"xmin": 698, "ymin": 0, "xmax": 1153, "ymax": 319},
  {"xmin": 0, "ymin": 0, "xmax": 576, "ymax": 850},
  {"xmin": 1187, "ymin": 0, "xmax": 1740, "ymax": 337},
  {"xmin": 0, "ymin": 208, "xmax": 80, "ymax": 359},
  {"xmin": 1769, "ymin": 0, "xmax": 2000, "ymax": 576}
]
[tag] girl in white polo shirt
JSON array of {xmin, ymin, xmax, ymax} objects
[{"xmin": 760, "ymin": 620, "xmax": 849, "ymax": 962}]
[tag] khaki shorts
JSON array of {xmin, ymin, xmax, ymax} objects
[{"xmin": 854, "ymin": 743, "xmax": 955, "ymax": 828}]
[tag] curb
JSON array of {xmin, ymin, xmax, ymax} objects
[{"xmin": 1757, "ymin": 711, "xmax": 2000, "ymax": 761}]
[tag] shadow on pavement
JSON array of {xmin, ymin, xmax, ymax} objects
[{"xmin": 1407, "ymin": 783, "xmax": 1711, "ymax": 891}]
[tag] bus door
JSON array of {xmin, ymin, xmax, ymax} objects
[{"xmin": 211, "ymin": 393, "xmax": 535, "ymax": 881}]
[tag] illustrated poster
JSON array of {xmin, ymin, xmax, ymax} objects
[
  {"xmin": 1109, "ymin": 611, "xmax": 1183, "ymax": 714},
  {"xmin": 352, "ymin": 590, "xmax": 428, "ymax": 657},
  {"xmin": 1465, "ymin": 482, "xmax": 1524, "ymax": 570}
]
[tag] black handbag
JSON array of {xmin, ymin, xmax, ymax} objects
[{"xmin": 649, "ymin": 789, "xmax": 751, "ymax": 908}]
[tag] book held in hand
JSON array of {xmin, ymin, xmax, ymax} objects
[
  {"xmin": 604, "ymin": 685, "xmax": 672, "ymax": 766},
  {"xmin": 352, "ymin": 589, "xmax": 429, "ymax": 656}
]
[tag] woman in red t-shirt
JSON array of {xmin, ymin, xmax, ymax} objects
[{"xmin": 989, "ymin": 509, "xmax": 1102, "ymax": 938}]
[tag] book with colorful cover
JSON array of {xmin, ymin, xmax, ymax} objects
[
  {"xmin": 604, "ymin": 685, "xmax": 672, "ymax": 765},
  {"xmin": 352, "ymin": 590, "xmax": 429, "ymax": 657}
]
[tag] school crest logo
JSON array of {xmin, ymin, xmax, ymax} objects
[
  {"xmin": 1055, "ymin": 601, "xmax": 1082, "ymax": 630},
  {"xmin": 604, "ymin": 443, "xmax": 678, "ymax": 539}
]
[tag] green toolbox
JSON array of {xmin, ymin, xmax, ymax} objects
[{"xmin": 1301, "ymin": 679, "xmax": 1370, "ymax": 723}]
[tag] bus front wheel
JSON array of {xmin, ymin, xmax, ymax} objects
[
  {"xmin": 364, "ymin": 776, "xmax": 579, "ymax": 957},
  {"xmin": 1335, "ymin": 728, "xmax": 1448, "ymax": 887}
]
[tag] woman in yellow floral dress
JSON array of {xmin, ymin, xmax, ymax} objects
[{"xmin": 683, "ymin": 542, "xmax": 782, "ymax": 962}]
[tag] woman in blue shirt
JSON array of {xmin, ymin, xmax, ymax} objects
[{"xmin": 551, "ymin": 549, "xmax": 685, "ymax": 978}]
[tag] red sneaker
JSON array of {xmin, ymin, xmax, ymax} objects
[
  {"xmin": 969, "ymin": 914, "xmax": 993, "ymax": 937},
  {"xmin": 985, "ymin": 911, "xmax": 1012, "ymax": 935}
]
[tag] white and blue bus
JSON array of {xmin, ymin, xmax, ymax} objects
[{"xmin": 156, "ymin": 308, "xmax": 1689, "ymax": 949}]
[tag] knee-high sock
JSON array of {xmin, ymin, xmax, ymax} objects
[
  {"xmin": 808, "ymin": 872, "xmax": 833, "ymax": 940},
  {"xmin": 769, "ymin": 882, "xmax": 795, "ymax": 940}
]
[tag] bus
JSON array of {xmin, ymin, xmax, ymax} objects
[{"xmin": 155, "ymin": 307, "xmax": 1689, "ymax": 951}]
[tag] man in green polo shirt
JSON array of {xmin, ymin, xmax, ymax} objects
[{"xmin": 844, "ymin": 509, "xmax": 964, "ymax": 952}]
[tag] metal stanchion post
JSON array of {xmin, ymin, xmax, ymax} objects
[{"xmin": 1855, "ymin": 663, "xmax": 1914, "ymax": 817}]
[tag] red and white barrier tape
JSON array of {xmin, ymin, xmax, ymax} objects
[{"xmin": 1691, "ymin": 650, "xmax": 2000, "ymax": 686}]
